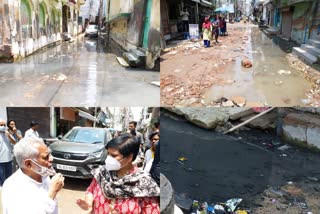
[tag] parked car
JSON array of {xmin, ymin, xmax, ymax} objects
[
  {"xmin": 85, "ymin": 25, "xmax": 98, "ymax": 37},
  {"xmin": 49, "ymin": 126, "xmax": 112, "ymax": 179}
]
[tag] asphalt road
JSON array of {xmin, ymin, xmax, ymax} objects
[
  {"xmin": 0, "ymin": 36, "xmax": 159, "ymax": 106},
  {"xmin": 160, "ymin": 112, "xmax": 320, "ymax": 207}
]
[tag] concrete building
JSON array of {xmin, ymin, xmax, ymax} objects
[
  {"xmin": 103, "ymin": 0, "xmax": 160, "ymax": 69},
  {"xmin": 0, "ymin": 0, "xmax": 83, "ymax": 61}
]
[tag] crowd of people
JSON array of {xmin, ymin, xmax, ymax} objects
[{"xmin": 0, "ymin": 118, "xmax": 160, "ymax": 214}]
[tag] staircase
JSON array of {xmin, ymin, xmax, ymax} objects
[
  {"xmin": 292, "ymin": 35, "xmax": 320, "ymax": 64},
  {"xmin": 122, "ymin": 48, "xmax": 146, "ymax": 67}
]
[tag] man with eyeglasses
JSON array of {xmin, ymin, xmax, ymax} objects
[
  {"xmin": 2, "ymin": 137, "xmax": 65, "ymax": 214},
  {"xmin": 0, "ymin": 119, "xmax": 16, "ymax": 187}
]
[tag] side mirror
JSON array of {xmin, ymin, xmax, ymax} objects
[{"xmin": 57, "ymin": 135, "xmax": 63, "ymax": 140}]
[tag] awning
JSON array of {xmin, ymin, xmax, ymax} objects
[
  {"xmin": 200, "ymin": 0, "xmax": 212, "ymax": 7},
  {"xmin": 78, "ymin": 110, "xmax": 99, "ymax": 123}
]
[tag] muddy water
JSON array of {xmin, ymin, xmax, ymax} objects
[{"xmin": 204, "ymin": 25, "xmax": 312, "ymax": 106}]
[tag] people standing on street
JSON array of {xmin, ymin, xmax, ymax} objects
[
  {"xmin": 128, "ymin": 121, "xmax": 144, "ymax": 148},
  {"xmin": 214, "ymin": 15, "xmax": 220, "ymax": 44},
  {"xmin": 180, "ymin": 7, "xmax": 190, "ymax": 33},
  {"xmin": 144, "ymin": 132, "xmax": 160, "ymax": 174},
  {"xmin": 0, "ymin": 119, "xmax": 16, "ymax": 187},
  {"xmin": 7, "ymin": 120, "xmax": 23, "ymax": 171},
  {"xmin": 221, "ymin": 17, "xmax": 227, "ymax": 36},
  {"xmin": 2, "ymin": 137, "xmax": 64, "ymax": 214},
  {"xmin": 25, "ymin": 120, "xmax": 40, "ymax": 139},
  {"xmin": 76, "ymin": 133, "xmax": 160, "ymax": 213},
  {"xmin": 7, "ymin": 120, "xmax": 23, "ymax": 142},
  {"xmin": 202, "ymin": 16, "xmax": 212, "ymax": 48}
]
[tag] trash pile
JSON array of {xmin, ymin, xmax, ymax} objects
[{"xmin": 191, "ymin": 198, "xmax": 250, "ymax": 214}]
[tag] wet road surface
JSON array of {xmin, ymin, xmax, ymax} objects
[
  {"xmin": 204, "ymin": 24, "xmax": 312, "ymax": 106},
  {"xmin": 161, "ymin": 112, "xmax": 320, "ymax": 207},
  {"xmin": 0, "ymin": 36, "xmax": 159, "ymax": 106}
]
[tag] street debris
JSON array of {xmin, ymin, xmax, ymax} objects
[
  {"xmin": 151, "ymin": 81, "xmax": 160, "ymax": 87},
  {"xmin": 178, "ymin": 157, "xmax": 188, "ymax": 161},
  {"xmin": 241, "ymin": 58, "xmax": 252, "ymax": 68},
  {"xmin": 190, "ymin": 198, "xmax": 245, "ymax": 214},
  {"xmin": 53, "ymin": 74, "xmax": 67, "ymax": 81}
]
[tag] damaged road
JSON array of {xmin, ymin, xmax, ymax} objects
[
  {"xmin": 161, "ymin": 111, "xmax": 320, "ymax": 213},
  {"xmin": 161, "ymin": 23, "xmax": 315, "ymax": 107},
  {"xmin": 0, "ymin": 37, "xmax": 159, "ymax": 106}
]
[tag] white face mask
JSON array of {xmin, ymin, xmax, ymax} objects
[
  {"xmin": 0, "ymin": 126, "xmax": 6, "ymax": 132},
  {"xmin": 30, "ymin": 159, "xmax": 56, "ymax": 177},
  {"xmin": 105, "ymin": 156, "xmax": 122, "ymax": 171}
]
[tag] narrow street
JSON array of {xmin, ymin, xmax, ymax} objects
[
  {"xmin": 161, "ymin": 111, "xmax": 320, "ymax": 214},
  {"xmin": 161, "ymin": 23, "xmax": 316, "ymax": 107},
  {"xmin": 0, "ymin": 36, "xmax": 159, "ymax": 106}
]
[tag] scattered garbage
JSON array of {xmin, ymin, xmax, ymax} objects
[
  {"xmin": 278, "ymin": 145, "xmax": 291, "ymax": 151},
  {"xmin": 225, "ymin": 198, "xmax": 243, "ymax": 212},
  {"xmin": 241, "ymin": 58, "xmax": 253, "ymax": 68},
  {"xmin": 179, "ymin": 157, "xmax": 188, "ymax": 161},
  {"xmin": 190, "ymin": 198, "xmax": 244, "ymax": 214}
]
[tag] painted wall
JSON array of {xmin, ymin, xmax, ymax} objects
[
  {"xmin": 145, "ymin": 0, "xmax": 160, "ymax": 68},
  {"xmin": 290, "ymin": 2, "xmax": 310, "ymax": 44},
  {"xmin": 0, "ymin": 0, "xmax": 62, "ymax": 61}
]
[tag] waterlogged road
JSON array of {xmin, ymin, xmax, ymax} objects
[
  {"xmin": 204, "ymin": 24, "xmax": 312, "ymax": 106},
  {"xmin": 0, "ymin": 37, "xmax": 159, "ymax": 106}
]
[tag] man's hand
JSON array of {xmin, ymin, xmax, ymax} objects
[{"xmin": 48, "ymin": 173, "xmax": 65, "ymax": 199}]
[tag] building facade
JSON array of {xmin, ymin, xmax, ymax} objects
[{"xmin": 0, "ymin": 0, "xmax": 83, "ymax": 61}]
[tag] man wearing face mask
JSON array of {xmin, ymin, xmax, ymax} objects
[
  {"xmin": 76, "ymin": 133, "xmax": 160, "ymax": 214},
  {"xmin": 0, "ymin": 119, "xmax": 16, "ymax": 187},
  {"xmin": 2, "ymin": 138, "xmax": 65, "ymax": 214}
]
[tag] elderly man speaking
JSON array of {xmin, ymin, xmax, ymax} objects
[{"xmin": 2, "ymin": 137, "xmax": 65, "ymax": 214}]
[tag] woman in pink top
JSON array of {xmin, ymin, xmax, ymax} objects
[{"xmin": 76, "ymin": 133, "xmax": 160, "ymax": 214}]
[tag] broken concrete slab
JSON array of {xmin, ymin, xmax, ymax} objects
[{"xmin": 166, "ymin": 107, "xmax": 251, "ymax": 129}]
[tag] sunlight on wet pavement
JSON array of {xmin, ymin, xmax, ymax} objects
[
  {"xmin": 0, "ymin": 36, "xmax": 159, "ymax": 106},
  {"xmin": 204, "ymin": 25, "xmax": 312, "ymax": 106}
]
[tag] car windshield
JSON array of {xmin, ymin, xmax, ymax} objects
[
  {"xmin": 88, "ymin": 25, "xmax": 98, "ymax": 29},
  {"xmin": 63, "ymin": 129, "xmax": 104, "ymax": 144}
]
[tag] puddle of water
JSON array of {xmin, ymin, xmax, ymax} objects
[{"xmin": 204, "ymin": 26, "xmax": 312, "ymax": 106}]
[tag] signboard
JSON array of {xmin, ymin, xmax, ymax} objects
[{"xmin": 189, "ymin": 24, "xmax": 199, "ymax": 40}]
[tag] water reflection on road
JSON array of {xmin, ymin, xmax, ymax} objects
[{"xmin": 204, "ymin": 25, "xmax": 312, "ymax": 106}]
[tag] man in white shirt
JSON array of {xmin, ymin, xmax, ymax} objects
[
  {"xmin": 143, "ymin": 131, "xmax": 159, "ymax": 173},
  {"xmin": 180, "ymin": 7, "xmax": 190, "ymax": 32},
  {"xmin": 0, "ymin": 119, "xmax": 16, "ymax": 186},
  {"xmin": 2, "ymin": 138, "xmax": 65, "ymax": 214},
  {"xmin": 24, "ymin": 120, "xmax": 40, "ymax": 139}
]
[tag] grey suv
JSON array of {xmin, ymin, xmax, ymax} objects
[{"xmin": 49, "ymin": 126, "xmax": 112, "ymax": 179}]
